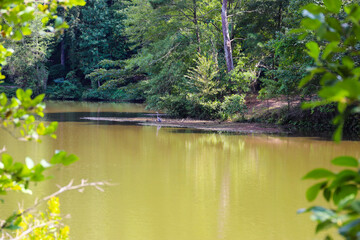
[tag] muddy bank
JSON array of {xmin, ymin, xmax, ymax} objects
[{"xmin": 81, "ymin": 117, "xmax": 284, "ymax": 134}]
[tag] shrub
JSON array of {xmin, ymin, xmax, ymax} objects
[
  {"xmin": 46, "ymin": 81, "xmax": 83, "ymax": 100},
  {"xmin": 221, "ymin": 94, "xmax": 247, "ymax": 119},
  {"xmin": 188, "ymin": 97, "xmax": 221, "ymax": 120},
  {"xmin": 154, "ymin": 94, "xmax": 190, "ymax": 118}
]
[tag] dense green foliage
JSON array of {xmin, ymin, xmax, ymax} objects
[
  {"xmin": 0, "ymin": 0, "xmax": 84, "ymax": 238},
  {"xmin": 297, "ymin": 1, "xmax": 360, "ymax": 239},
  {"xmin": 0, "ymin": 0, "xmax": 310, "ymax": 119},
  {"xmin": 1, "ymin": 0, "xmax": 359, "ymax": 126},
  {"xmin": 0, "ymin": 0, "xmax": 359, "ymax": 238}
]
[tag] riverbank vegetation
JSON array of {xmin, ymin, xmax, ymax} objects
[
  {"xmin": 1, "ymin": 0, "xmax": 359, "ymax": 132},
  {"xmin": 1, "ymin": 0, "xmax": 360, "ymax": 239},
  {"xmin": 1, "ymin": 0, "xmax": 359, "ymax": 133}
]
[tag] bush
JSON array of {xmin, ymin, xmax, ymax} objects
[
  {"xmin": 152, "ymin": 94, "xmax": 190, "ymax": 118},
  {"xmin": 221, "ymin": 94, "xmax": 247, "ymax": 119},
  {"xmin": 46, "ymin": 81, "xmax": 83, "ymax": 100},
  {"xmin": 187, "ymin": 97, "xmax": 221, "ymax": 119},
  {"xmin": 150, "ymin": 94, "xmax": 222, "ymax": 120}
]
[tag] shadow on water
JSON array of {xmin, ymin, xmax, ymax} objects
[
  {"xmin": 43, "ymin": 111, "xmax": 360, "ymax": 141},
  {"xmin": 44, "ymin": 111, "xmax": 158, "ymax": 126}
]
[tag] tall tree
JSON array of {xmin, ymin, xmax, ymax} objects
[
  {"xmin": 50, "ymin": 0, "xmax": 129, "ymax": 82},
  {"xmin": 221, "ymin": 0, "xmax": 234, "ymax": 73},
  {"xmin": 4, "ymin": 18, "xmax": 54, "ymax": 93}
]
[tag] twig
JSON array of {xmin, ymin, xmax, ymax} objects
[
  {"xmin": 1, "ymin": 179, "xmax": 112, "ymax": 230},
  {"xmin": 150, "ymin": 43, "xmax": 181, "ymax": 64},
  {"xmin": 230, "ymin": 37, "xmax": 245, "ymax": 42},
  {"xmin": 12, "ymin": 221, "xmax": 56, "ymax": 240},
  {"xmin": 0, "ymin": 146, "xmax": 6, "ymax": 154}
]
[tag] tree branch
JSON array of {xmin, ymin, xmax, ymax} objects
[
  {"xmin": 0, "ymin": 180, "xmax": 112, "ymax": 231},
  {"xmin": 150, "ymin": 43, "xmax": 181, "ymax": 65},
  {"xmin": 230, "ymin": 37, "xmax": 245, "ymax": 42},
  {"xmin": 12, "ymin": 222, "xmax": 57, "ymax": 240},
  {"xmin": 0, "ymin": 146, "xmax": 6, "ymax": 154}
]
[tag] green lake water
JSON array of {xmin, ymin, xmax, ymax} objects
[{"xmin": 1, "ymin": 101, "xmax": 359, "ymax": 240}]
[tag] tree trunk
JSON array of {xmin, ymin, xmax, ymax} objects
[
  {"xmin": 277, "ymin": 0, "xmax": 283, "ymax": 31},
  {"xmin": 221, "ymin": 0, "xmax": 234, "ymax": 73},
  {"xmin": 60, "ymin": 39, "xmax": 66, "ymax": 66},
  {"xmin": 193, "ymin": 0, "xmax": 201, "ymax": 53}
]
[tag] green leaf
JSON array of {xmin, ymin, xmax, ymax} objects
[
  {"xmin": 308, "ymin": 206, "xmax": 336, "ymax": 221},
  {"xmin": 301, "ymin": 18, "xmax": 321, "ymax": 30},
  {"xmin": 299, "ymin": 74, "xmax": 313, "ymax": 88},
  {"xmin": 339, "ymin": 219, "xmax": 360, "ymax": 237},
  {"xmin": 323, "ymin": 188, "xmax": 332, "ymax": 202},
  {"xmin": 331, "ymin": 156, "xmax": 358, "ymax": 167},
  {"xmin": 20, "ymin": 26, "xmax": 31, "ymax": 35},
  {"xmin": 303, "ymin": 168, "xmax": 335, "ymax": 179},
  {"xmin": 306, "ymin": 181, "xmax": 327, "ymax": 201},
  {"xmin": 301, "ymin": 100, "xmax": 330, "ymax": 109},
  {"xmin": 302, "ymin": 3, "xmax": 326, "ymax": 14},
  {"xmin": 333, "ymin": 123, "xmax": 343, "ymax": 143},
  {"xmin": 4, "ymin": 224, "xmax": 22, "ymax": 230},
  {"xmin": 316, "ymin": 220, "xmax": 334, "ymax": 233},
  {"xmin": 326, "ymin": 17, "xmax": 342, "ymax": 33},
  {"xmin": 50, "ymin": 151, "xmax": 78, "ymax": 166},
  {"xmin": 12, "ymin": 30, "xmax": 22, "ymax": 41},
  {"xmin": 50, "ymin": 151, "xmax": 67, "ymax": 164},
  {"xmin": 322, "ymin": 41, "xmax": 340, "ymax": 60},
  {"xmin": 306, "ymin": 41, "xmax": 320, "ymax": 60},
  {"xmin": 342, "ymin": 56, "xmax": 354, "ymax": 69},
  {"xmin": 62, "ymin": 154, "xmax": 79, "ymax": 166},
  {"xmin": 2, "ymin": 154, "xmax": 13, "ymax": 168},
  {"xmin": 351, "ymin": 200, "xmax": 360, "ymax": 213},
  {"xmin": 33, "ymin": 94, "xmax": 45, "ymax": 105},
  {"xmin": 0, "ymin": 93, "xmax": 8, "ymax": 106},
  {"xmin": 330, "ymin": 170, "xmax": 358, "ymax": 188},
  {"xmin": 333, "ymin": 184, "xmax": 357, "ymax": 205},
  {"xmin": 324, "ymin": 0, "xmax": 342, "ymax": 13}
]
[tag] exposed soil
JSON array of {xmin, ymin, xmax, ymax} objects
[
  {"xmin": 244, "ymin": 94, "xmax": 301, "ymax": 118},
  {"xmin": 81, "ymin": 116, "xmax": 284, "ymax": 134},
  {"xmin": 79, "ymin": 95, "xmax": 305, "ymax": 134}
]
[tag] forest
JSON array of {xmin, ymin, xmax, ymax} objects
[
  {"xmin": 2, "ymin": 0, "xmax": 359, "ymax": 130},
  {"xmin": 1, "ymin": 0, "xmax": 360, "ymax": 239}
]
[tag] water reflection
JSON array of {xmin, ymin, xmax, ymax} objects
[{"xmin": 0, "ymin": 101, "xmax": 358, "ymax": 240}]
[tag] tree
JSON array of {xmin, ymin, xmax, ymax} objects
[
  {"xmin": 60, "ymin": 0, "xmax": 129, "ymax": 79},
  {"xmin": 0, "ymin": 0, "xmax": 86, "ymax": 236},
  {"xmin": 297, "ymin": 1, "xmax": 360, "ymax": 239},
  {"xmin": 0, "ymin": 0, "xmax": 85, "ymax": 80},
  {"xmin": 221, "ymin": 0, "xmax": 234, "ymax": 73},
  {"xmin": 4, "ymin": 17, "xmax": 54, "ymax": 94}
]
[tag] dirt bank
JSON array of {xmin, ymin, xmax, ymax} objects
[{"xmin": 81, "ymin": 117, "xmax": 284, "ymax": 134}]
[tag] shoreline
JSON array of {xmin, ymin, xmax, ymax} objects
[{"xmin": 81, "ymin": 117, "xmax": 285, "ymax": 134}]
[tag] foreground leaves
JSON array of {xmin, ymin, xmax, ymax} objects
[
  {"xmin": 301, "ymin": 155, "xmax": 360, "ymax": 239},
  {"xmin": 0, "ymin": 89, "xmax": 58, "ymax": 142},
  {"xmin": 297, "ymin": 1, "xmax": 360, "ymax": 142}
]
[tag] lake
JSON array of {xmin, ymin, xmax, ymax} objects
[{"xmin": 1, "ymin": 101, "xmax": 359, "ymax": 240}]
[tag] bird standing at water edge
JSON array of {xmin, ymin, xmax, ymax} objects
[{"xmin": 156, "ymin": 112, "xmax": 162, "ymax": 122}]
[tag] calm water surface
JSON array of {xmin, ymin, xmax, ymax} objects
[{"xmin": 1, "ymin": 101, "xmax": 359, "ymax": 240}]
